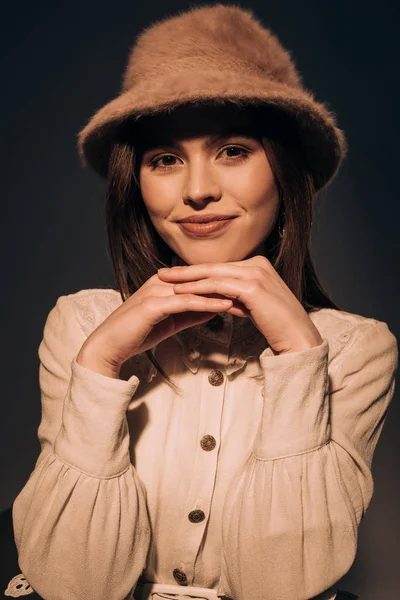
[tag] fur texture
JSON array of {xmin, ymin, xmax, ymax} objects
[{"xmin": 77, "ymin": 3, "xmax": 348, "ymax": 191}]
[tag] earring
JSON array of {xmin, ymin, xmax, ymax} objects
[{"xmin": 278, "ymin": 212, "xmax": 286, "ymax": 238}]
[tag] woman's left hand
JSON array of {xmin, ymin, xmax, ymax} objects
[{"xmin": 157, "ymin": 255, "xmax": 324, "ymax": 355}]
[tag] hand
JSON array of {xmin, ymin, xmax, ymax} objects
[
  {"xmin": 157, "ymin": 255, "xmax": 324, "ymax": 355},
  {"xmin": 76, "ymin": 272, "xmax": 234, "ymax": 377}
]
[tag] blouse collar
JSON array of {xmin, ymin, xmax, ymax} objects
[
  {"xmin": 172, "ymin": 311, "xmax": 270, "ymax": 376},
  {"xmin": 145, "ymin": 311, "xmax": 269, "ymax": 383}
]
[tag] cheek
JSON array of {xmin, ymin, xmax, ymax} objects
[
  {"xmin": 139, "ymin": 172, "xmax": 175, "ymax": 220},
  {"xmin": 229, "ymin": 155, "xmax": 278, "ymax": 211}
]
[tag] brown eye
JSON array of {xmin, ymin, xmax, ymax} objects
[
  {"xmin": 224, "ymin": 147, "xmax": 243, "ymax": 157},
  {"xmin": 148, "ymin": 145, "xmax": 250, "ymax": 171},
  {"xmin": 220, "ymin": 146, "xmax": 250, "ymax": 162},
  {"xmin": 149, "ymin": 155, "xmax": 178, "ymax": 170}
]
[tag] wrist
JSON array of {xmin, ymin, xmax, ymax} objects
[
  {"xmin": 76, "ymin": 344, "xmax": 121, "ymax": 379},
  {"xmin": 277, "ymin": 335, "xmax": 324, "ymax": 355}
]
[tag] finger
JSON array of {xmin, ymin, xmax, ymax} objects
[
  {"xmin": 172, "ymin": 311, "xmax": 221, "ymax": 332},
  {"xmin": 172, "ymin": 277, "xmax": 248, "ymax": 299},
  {"xmin": 173, "ymin": 279, "xmax": 251, "ymax": 317},
  {"xmin": 147, "ymin": 294, "xmax": 233, "ymax": 325},
  {"xmin": 158, "ymin": 263, "xmax": 259, "ymax": 282}
]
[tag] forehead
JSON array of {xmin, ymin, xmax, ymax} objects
[{"xmin": 131, "ymin": 102, "xmax": 258, "ymax": 150}]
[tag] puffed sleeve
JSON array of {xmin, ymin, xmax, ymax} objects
[
  {"xmin": 218, "ymin": 320, "xmax": 398, "ymax": 600},
  {"xmin": 12, "ymin": 295, "xmax": 151, "ymax": 600}
]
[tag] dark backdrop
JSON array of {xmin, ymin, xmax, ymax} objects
[{"xmin": 1, "ymin": 1, "xmax": 399, "ymax": 597}]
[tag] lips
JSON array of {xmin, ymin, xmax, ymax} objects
[
  {"xmin": 178, "ymin": 217, "xmax": 235, "ymax": 236},
  {"xmin": 178, "ymin": 215, "xmax": 235, "ymax": 223}
]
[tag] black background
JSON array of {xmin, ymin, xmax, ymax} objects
[{"xmin": 1, "ymin": 1, "xmax": 399, "ymax": 597}]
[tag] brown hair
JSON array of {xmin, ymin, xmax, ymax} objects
[{"xmin": 104, "ymin": 101, "xmax": 341, "ymax": 393}]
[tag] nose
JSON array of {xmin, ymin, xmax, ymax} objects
[{"xmin": 182, "ymin": 158, "xmax": 222, "ymax": 207}]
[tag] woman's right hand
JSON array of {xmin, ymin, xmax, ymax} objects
[{"xmin": 76, "ymin": 272, "xmax": 233, "ymax": 378}]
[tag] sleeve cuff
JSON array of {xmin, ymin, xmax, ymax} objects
[
  {"xmin": 254, "ymin": 338, "xmax": 330, "ymax": 459},
  {"xmin": 53, "ymin": 355, "xmax": 140, "ymax": 478}
]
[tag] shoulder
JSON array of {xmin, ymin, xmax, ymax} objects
[
  {"xmin": 309, "ymin": 307, "xmax": 398, "ymax": 364},
  {"xmin": 61, "ymin": 287, "xmax": 123, "ymax": 337}
]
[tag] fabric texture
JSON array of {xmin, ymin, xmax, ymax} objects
[
  {"xmin": 76, "ymin": 3, "xmax": 347, "ymax": 193},
  {"xmin": 11, "ymin": 286, "xmax": 397, "ymax": 600}
]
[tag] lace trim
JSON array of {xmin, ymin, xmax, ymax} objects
[{"xmin": 173, "ymin": 326, "xmax": 270, "ymax": 378}]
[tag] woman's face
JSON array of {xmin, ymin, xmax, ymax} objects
[{"xmin": 137, "ymin": 104, "xmax": 280, "ymax": 266}]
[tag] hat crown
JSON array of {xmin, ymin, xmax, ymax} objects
[
  {"xmin": 77, "ymin": 2, "xmax": 347, "ymax": 189},
  {"xmin": 122, "ymin": 3, "xmax": 303, "ymax": 92}
]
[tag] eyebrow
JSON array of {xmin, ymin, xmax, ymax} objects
[{"xmin": 141, "ymin": 126, "xmax": 259, "ymax": 154}]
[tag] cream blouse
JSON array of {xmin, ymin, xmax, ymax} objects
[{"xmin": 10, "ymin": 285, "xmax": 398, "ymax": 600}]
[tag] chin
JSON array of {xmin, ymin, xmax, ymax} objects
[{"xmin": 177, "ymin": 250, "xmax": 250, "ymax": 265}]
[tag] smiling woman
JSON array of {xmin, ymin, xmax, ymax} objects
[
  {"xmin": 102, "ymin": 99, "xmax": 339, "ymax": 384},
  {"xmin": 136, "ymin": 103, "xmax": 281, "ymax": 267},
  {"xmin": 9, "ymin": 3, "xmax": 397, "ymax": 600}
]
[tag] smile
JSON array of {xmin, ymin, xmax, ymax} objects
[{"xmin": 177, "ymin": 218, "xmax": 236, "ymax": 237}]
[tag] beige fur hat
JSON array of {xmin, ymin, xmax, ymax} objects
[{"xmin": 77, "ymin": 2, "xmax": 348, "ymax": 192}]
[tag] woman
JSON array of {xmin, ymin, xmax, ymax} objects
[{"xmin": 7, "ymin": 4, "xmax": 397, "ymax": 600}]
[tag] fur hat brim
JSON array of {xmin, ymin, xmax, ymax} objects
[{"xmin": 77, "ymin": 67, "xmax": 347, "ymax": 192}]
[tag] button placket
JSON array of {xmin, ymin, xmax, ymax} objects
[{"xmin": 171, "ymin": 346, "xmax": 229, "ymax": 587}]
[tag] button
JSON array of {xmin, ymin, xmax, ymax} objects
[
  {"xmin": 188, "ymin": 509, "xmax": 205, "ymax": 523},
  {"xmin": 200, "ymin": 435, "xmax": 216, "ymax": 451},
  {"xmin": 208, "ymin": 369, "xmax": 224, "ymax": 386},
  {"xmin": 173, "ymin": 569, "xmax": 188, "ymax": 585},
  {"xmin": 206, "ymin": 314, "xmax": 225, "ymax": 332}
]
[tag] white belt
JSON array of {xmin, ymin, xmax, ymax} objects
[{"xmin": 133, "ymin": 581, "xmax": 221, "ymax": 600}]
